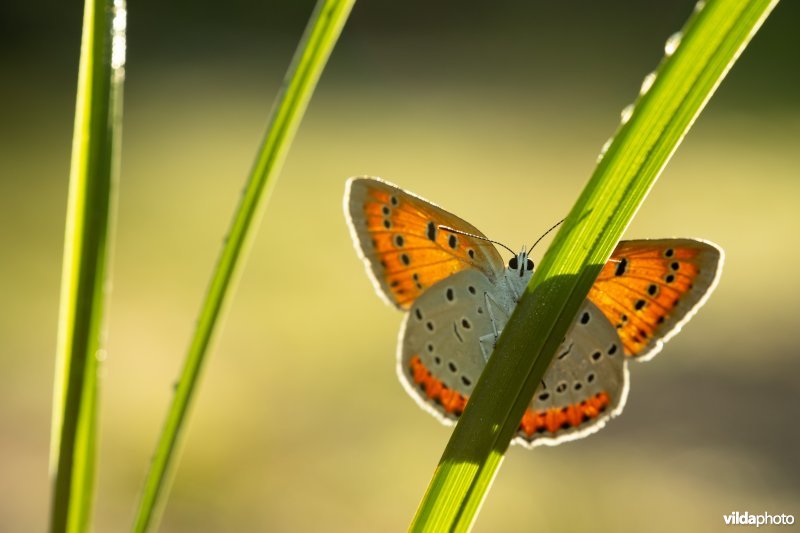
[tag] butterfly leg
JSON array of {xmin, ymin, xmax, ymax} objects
[
  {"xmin": 479, "ymin": 333, "xmax": 496, "ymax": 362},
  {"xmin": 478, "ymin": 291, "xmax": 512, "ymax": 362}
]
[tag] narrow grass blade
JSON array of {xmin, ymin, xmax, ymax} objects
[
  {"xmin": 49, "ymin": 0, "xmax": 126, "ymax": 531},
  {"xmin": 410, "ymin": 0, "xmax": 778, "ymax": 530},
  {"xmin": 131, "ymin": 1, "xmax": 355, "ymax": 531}
]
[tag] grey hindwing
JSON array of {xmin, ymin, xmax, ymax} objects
[
  {"xmin": 398, "ymin": 269, "xmax": 630, "ymax": 446},
  {"xmin": 399, "ymin": 270, "xmax": 500, "ymax": 424},
  {"xmin": 517, "ymin": 300, "xmax": 629, "ymax": 447}
]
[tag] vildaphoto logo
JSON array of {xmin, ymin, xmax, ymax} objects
[{"xmin": 723, "ymin": 512, "xmax": 795, "ymax": 527}]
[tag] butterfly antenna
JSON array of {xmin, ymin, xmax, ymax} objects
[
  {"xmin": 439, "ymin": 225, "xmax": 517, "ymax": 256},
  {"xmin": 527, "ymin": 218, "xmax": 565, "ymax": 255}
]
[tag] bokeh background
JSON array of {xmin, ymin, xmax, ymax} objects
[{"xmin": 2, "ymin": 1, "xmax": 799, "ymax": 531}]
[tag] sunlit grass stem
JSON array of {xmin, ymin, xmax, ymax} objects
[
  {"xmin": 131, "ymin": 1, "xmax": 355, "ymax": 531},
  {"xmin": 410, "ymin": 0, "xmax": 778, "ymax": 530},
  {"xmin": 49, "ymin": 0, "xmax": 125, "ymax": 531}
]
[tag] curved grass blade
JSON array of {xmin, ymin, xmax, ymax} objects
[
  {"xmin": 410, "ymin": 0, "xmax": 778, "ymax": 530},
  {"xmin": 131, "ymin": 1, "xmax": 355, "ymax": 531},
  {"xmin": 49, "ymin": 0, "xmax": 127, "ymax": 531}
]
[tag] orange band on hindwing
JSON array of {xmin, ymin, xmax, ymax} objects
[{"xmin": 409, "ymin": 356, "xmax": 610, "ymax": 437}]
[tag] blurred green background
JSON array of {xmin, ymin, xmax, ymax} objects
[{"xmin": 1, "ymin": 1, "xmax": 799, "ymax": 531}]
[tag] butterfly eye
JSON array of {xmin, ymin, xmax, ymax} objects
[
  {"xmin": 526, "ymin": 259, "xmax": 534, "ymax": 271},
  {"xmin": 508, "ymin": 257, "xmax": 518, "ymax": 270}
]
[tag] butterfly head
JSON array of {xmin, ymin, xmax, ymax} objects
[{"xmin": 507, "ymin": 248, "xmax": 534, "ymax": 278}]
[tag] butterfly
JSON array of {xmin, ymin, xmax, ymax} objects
[{"xmin": 344, "ymin": 177, "xmax": 723, "ymax": 447}]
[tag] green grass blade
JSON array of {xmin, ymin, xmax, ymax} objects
[
  {"xmin": 131, "ymin": 1, "xmax": 355, "ymax": 531},
  {"xmin": 410, "ymin": 0, "xmax": 778, "ymax": 530},
  {"xmin": 49, "ymin": 0, "xmax": 126, "ymax": 531}
]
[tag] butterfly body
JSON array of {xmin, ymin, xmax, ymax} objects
[{"xmin": 345, "ymin": 177, "xmax": 722, "ymax": 447}]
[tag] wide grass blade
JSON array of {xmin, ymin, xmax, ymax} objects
[
  {"xmin": 131, "ymin": 1, "xmax": 355, "ymax": 531},
  {"xmin": 49, "ymin": 0, "xmax": 127, "ymax": 531},
  {"xmin": 410, "ymin": 0, "xmax": 778, "ymax": 530}
]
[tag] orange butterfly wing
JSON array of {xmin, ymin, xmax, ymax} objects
[
  {"xmin": 588, "ymin": 239, "xmax": 723, "ymax": 359},
  {"xmin": 345, "ymin": 177, "xmax": 506, "ymax": 310}
]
